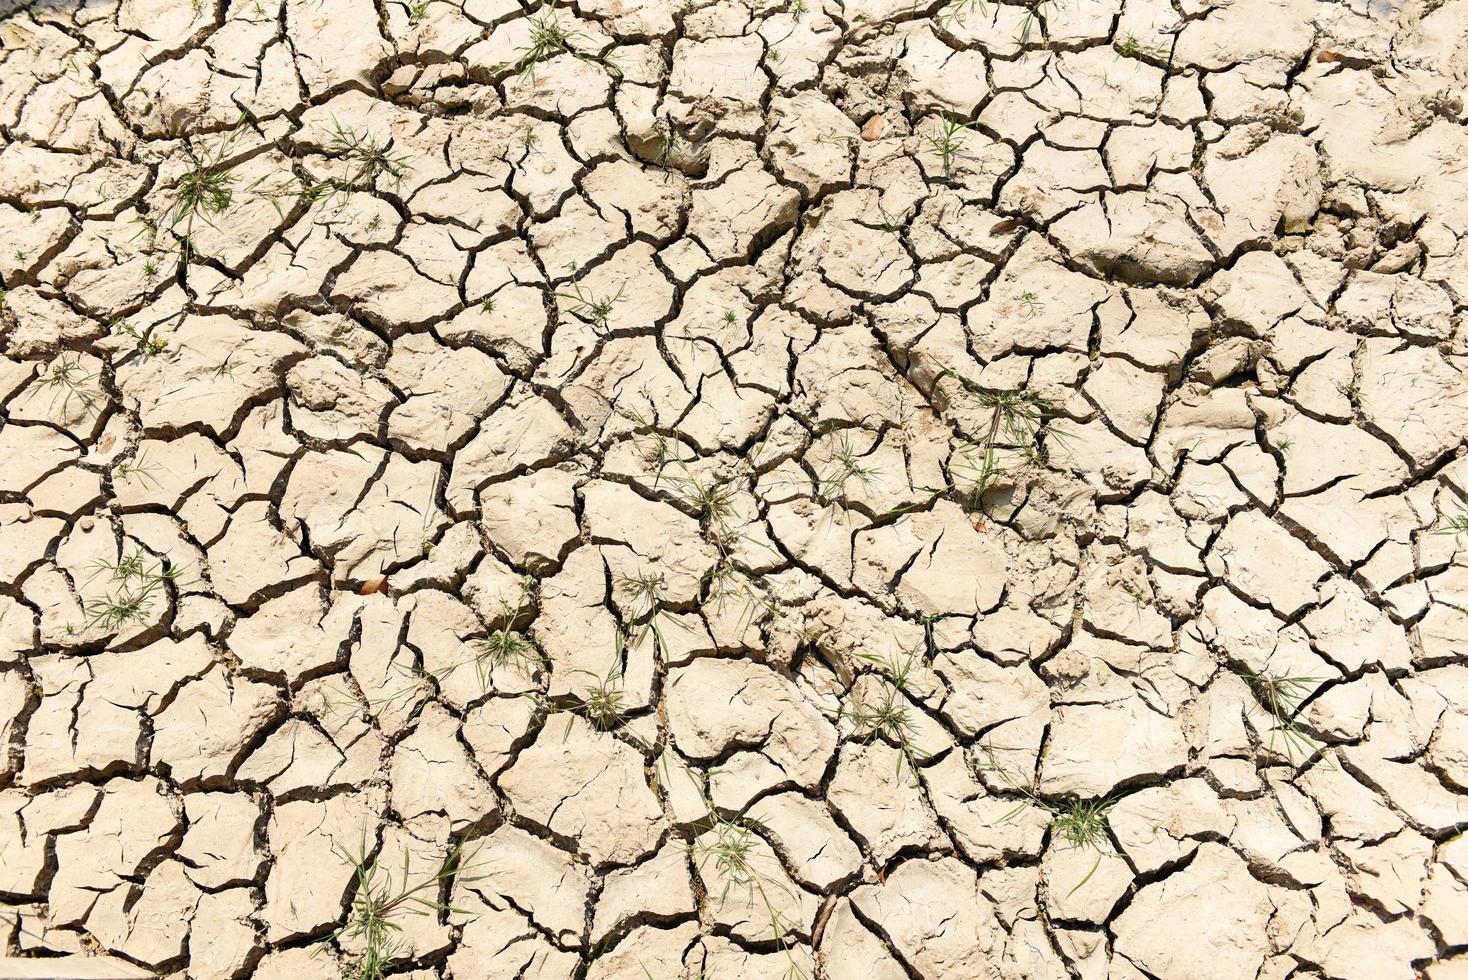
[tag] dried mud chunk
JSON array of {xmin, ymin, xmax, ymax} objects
[
  {"xmin": 1051, "ymin": 191, "xmax": 1215, "ymax": 286},
  {"xmin": 688, "ymin": 162, "xmax": 800, "ymax": 263},
  {"xmin": 828, "ymin": 741, "xmax": 946, "ymax": 864},
  {"xmin": 500, "ymin": 713, "xmax": 665, "ymax": 867},
  {"xmin": 1112, "ymin": 844, "xmax": 1273, "ymax": 980},
  {"xmin": 851, "ymin": 857, "xmax": 1004, "ymax": 979},
  {"xmin": 1041, "ymin": 697, "xmax": 1190, "ymax": 797},
  {"xmin": 667, "ymin": 658, "xmax": 836, "ymax": 790},
  {"xmin": 151, "ymin": 667, "xmax": 282, "ymax": 785}
]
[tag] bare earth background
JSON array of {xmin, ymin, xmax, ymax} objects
[{"xmin": 2, "ymin": 0, "xmax": 1468, "ymax": 976}]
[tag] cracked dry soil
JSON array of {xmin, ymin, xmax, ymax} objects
[{"xmin": 2, "ymin": 0, "xmax": 1468, "ymax": 976}]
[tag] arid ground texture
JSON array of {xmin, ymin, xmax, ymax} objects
[{"xmin": 1, "ymin": 0, "xmax": 1467, "ymax": 977}]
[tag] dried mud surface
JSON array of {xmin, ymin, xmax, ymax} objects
[{"xmin": 2, "ymin": 0, "xmax": 1468, "ymax": 976}]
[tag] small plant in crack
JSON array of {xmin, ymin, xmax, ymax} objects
[
  {"xmin": 507, "ymin": 4, "xmax": 585, "ymax": 80},
  {"xmin": 617, "ymin": 569, "xmax": 690, "ymax": 660},
  {"xmin": 407, "ymin": 0, "xmax": 430, "ymax": 24},
  {"xmin": 1016, "ymin": 290, "xmax": 1045, "ymax": 319},
  {"xmin": 790, "ymin": 0, "xmax": 807, "ymax": 18},
  {"xmin": 946, "ymin": 371, "xmax": 1061, "ymax": 509},
  {"xmin": 923, "ymin": 112, "xmax": 973, "ymax": 176},
  {"xmin": 692, "ymin": 810, "xmax": 808, "ymax": 979},
  {"xmin": 1047, "ymin": 797, "xmax": 1118, "ymax": 894},
  {"xmin": 1017, "ymin": 0, "xmax": 1059, "ymax": 46},
  {"xmin": 328, "ymin": 836, "xmax": 476, "ymax": 980},
  {"xmin": 474, "ymin": 587, "xmax": 543, "ymax": 687},
  {"xmin": 161, "ymin": 123, "xmax": 245, "ymax": 258},
  {"xmin": 562, "ymin": 658, "xmax": 626, "ymax": 733},
  {"xmin": 38, "ymin": 353, "xmax": 102, "ymax": 419},
  {"xmin": 1115, "ymin": 33, "xmax": 1168, "ymax": 60},
  {"xmin": 111, "ymin": 449, "xmax": 162, "ymax": 489},
  {"xmin": 69, "ymin": 546, "xmax": 184, "ymax": 634},
  {"xmin": 1236, "ymin": 666, "xmax": 1324, "ymax": 764},
  {"xmin": 651, "ymin": 117, "xmax": 683, "ymax": 171},
  {"xmin": 845, "ymin": 648, "xmax": 931, "ymax": 782},
  {"xmin": 974, "ymin": 742, "xmax": 1118, "ymax": 895},
  {"xmin": 108, "ymin": 317, "xmax": 166, "ymax": 357},
  {"xmin": 873, "ymin": 203, "xmax": 915, "ymax": 238},
  {"xmin": 302, "ymin": 119, "xmax": 413, "ymax": 208},
  {"xmin": 938, "ymin": 0, "xmax": 986, "ymax": 30},
  {"xmin": 811, "ymin": 430, "xmax": 880, "ymax": 507},
  {"xmin": 556, "ymin": 278, "xmax": 624, "ymax": 333},
  {"xmin": 1436, "ymin": 489, "xmax": 1468, "ymax": 543}
]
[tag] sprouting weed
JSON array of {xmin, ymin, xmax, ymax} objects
[
  {"xmin": 480, "ymin": 296, "xmax": 496, "ymax": 314},
  {"xmin": 212, "ymin": 353, "xmax": 238, "ymax": 379},
  {"xmin": 1436, "ymin": 490, "xmax": 1468, "ymax": 543},
  {"xmin": 665, "ymin": 468, "xmax": 741, "ymax": 551},
  {"xmin": 1047, "ymin": 798, "xmax": 1117, "ymax": 894},
  {"xmin": 164, "ymin": 128, "xmax": 242, "ymax": 234},
  {"xmin": 1335, "ymin": 380, "xmax": 1361, "ymax": 403},
  {"xmin": 974, "ymin": 741, "xmax": 1118, "ymax": 896},
  {"xmin": 845, "ymin": 648, "xmax": 931, "ymax": 782},
  {"xmin": 109, "ymin": 317, "xmax": 166, "ymax": 357},
  {"xmin": 1275, "ymin": 437, "xmax": 1294, "ymax": 457},
  {"xmin": 692, "ymin": 812, "xmax": 808, "ymax": 979},
  {"xmin": 1116, "ymin": 33, "xmax": 1168, "ymax": 60},
  {"xmin": 38, "ymin": 353, "xmax": 102, "ymax": 419},
  {"xmin": 474, "ymin": 584, "xmax": 542, "ymax": 685},
  {"xmin": 557, "ymin": 279, "xmax": 624, "ymax": 333},
  {"xmin": 1017, "ymin": 0, "xmax": 1057, "ymax": 46},
  {"xmin": 923, "ymin": 112, "xmax": 972, "ymax": 176},
  {"xmin": 938, "ymin": 0, "xmax": 986, "ymax": 30},
  {"xmin": 111, "ymin": 449, "xmax": 162, "ymax": 488},
  {"xmin": 812, "ymin": 431, "xmax": 880, "ymax": 507},
  {"xmin": 1016, "ymin": 291, "xmax": 1044, "ymax": 319},
  {"xmin": 71, "ymin": 547, "xmax": 185, "ymax": 635},
  {"xmin": 14, "ymin": 249, "xmax": 26, "ymax": 263},
  {"xmin": 616, "ymin": 569, "xmax": 691, "ymax": 660},
  {"xmin": 142, "ymin": 257, "xmax": 159, "ymax": 277},
  {"xmin": 790, "ymin": 0, "xmax": 807, "ymax": 17},
  {"xmin": 652, "ymin": 117, "xmax": 682, "ymax": 170},
  {"xmin": 873, "ymin": 203, "xmax": 914, "ymax": 237},
  {"xmin": 301, "ymin": 119, "xmax": 413, "ymax": 209},
  {"xmin": 508, "ymin": 5, "xmax": 583, "ymax": 80},
  {"xmin": 1237, "ymin": 667, "xmax": 1325, "ymax": 764},
  {"xmin": 407, "ymin": 0, "xmax": 430, "ymax": 24},
  {"xmin": 946, "ymin": 372, "xmax": 1060, "ymax": 508},
  {"xmin": 768, "ymin": 47, "xmax": 782, "ymax": 62},
  {"xmin": 564, "ymin": 658, "xmax": 626, "ymax": 733},
  {"xmin": 328, "ymin": 837, "xmax": 477, "ymax": 980}
]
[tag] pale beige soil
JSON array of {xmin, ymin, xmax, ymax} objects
[{"xmin": 2, "ymin": 0, "xmax": 1468, "ymax": 976}]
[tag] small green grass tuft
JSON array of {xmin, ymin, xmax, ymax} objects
[
  {"xmin": 974, "ymin": 742, "xmax": 1118, "ymax": 896},
  {"xmin": 556, "ymin": 278, "xmax": 625, "ymax": 333},
  {"xmin": 1435, "ymin": 489, "xmax": 1468, "ymax": 543},
  {"xmin": 109, "ymin": 317, "xmax": 166, "ymax": 357},
  {"xmin": 1237, "ymin": 666, "xmax": 1324, "ymax": 764},
  {"xmin": 71, "ymin": 547, "xmax": 184, "ymax": 634},
  {"xmin": 946, "ymin": 372, "xmax": 1060, "ymax": 510},
  {"xmin": 812, "ymin": 431, "xmax": 880, "ymax": 507},
  {"xmin": 923, "ymin": 112, "xmax": 972, "ymax": 176},
  {"xmin": 845, "ymin": 647, "xmax": 931, "ymax": 782},
  {"xmin": 330, "ymin": 837, "xmax": 476, "ymax": 980},
  {"xmin": 38, "ymin": 353, "xmax": 102, "ymax": 418}
]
